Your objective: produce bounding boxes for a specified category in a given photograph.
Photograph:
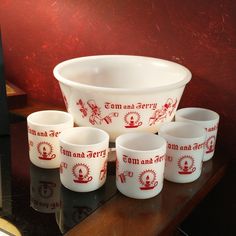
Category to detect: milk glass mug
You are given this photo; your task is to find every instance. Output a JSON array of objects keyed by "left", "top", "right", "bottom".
[
  {"left": 27, "top": 110, "right": 74, "bottom": 169},
  {"left": 159, "top": 122, "right": 206, "bottom": 183},
  {"left": 175, "top": 107, "right": 219, "bottom": 161},
  {"left": 116, "top": 132, "right": 166, "bottom": 199},
  {"left": 59, "top": 127, "right": 109, "bottom": 192}
]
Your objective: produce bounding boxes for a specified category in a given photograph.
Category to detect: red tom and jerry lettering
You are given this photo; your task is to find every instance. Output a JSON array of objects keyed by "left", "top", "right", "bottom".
[{"left": 76, "top": 97, "right": 178, "bottom": 128}]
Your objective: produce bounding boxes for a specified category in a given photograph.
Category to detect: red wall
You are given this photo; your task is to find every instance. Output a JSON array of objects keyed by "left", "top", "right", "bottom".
[{"left": 0, "top": 0, "right": 236, "bottom": 149}]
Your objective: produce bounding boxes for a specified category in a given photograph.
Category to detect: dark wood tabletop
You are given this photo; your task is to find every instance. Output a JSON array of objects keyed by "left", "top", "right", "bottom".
[{"left": 65, "top": 147, "right": 228, "bottom": 236}]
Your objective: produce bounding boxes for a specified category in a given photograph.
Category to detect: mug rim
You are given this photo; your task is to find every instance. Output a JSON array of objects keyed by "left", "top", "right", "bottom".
[
  {"left": 27, "top": 110, "right": 73, "bottom": 127},
  {"left": 159, "top": 121, "right": 206, "bottom": 141},
  {"left": 59, "top": 126, "right": 109, "bottom": 147},
  {"left": 116, "top": 132, "right": 166, "bottom": 153},
  {"left": 175, "top": 107, "right": 220, "bottom": 123}
]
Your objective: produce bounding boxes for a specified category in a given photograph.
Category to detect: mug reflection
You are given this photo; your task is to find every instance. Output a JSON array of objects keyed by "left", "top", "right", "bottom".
[
  {"left": 30, "top": 163, "right": 61, "bottom": 214},
  {"left": 56, "top": 183, "right": 107, "bottom": 234},
  {"left": 56, "top": 171, "right": 116, "bottom": 234}
]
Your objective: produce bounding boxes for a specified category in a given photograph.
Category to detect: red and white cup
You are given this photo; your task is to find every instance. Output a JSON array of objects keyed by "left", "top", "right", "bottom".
[
  {"left": 116, "top": 132, "right": 166, "bottom": 199},
  {"left": 59, "top": 127, "right": 109, "bottom": 192},
  {"left": 175, "top": 107, "right": 220, "bottom": 161},
  {"left": 159, "top": 122, "right": 206, "bottom": 183},
  {"left": 27, "top": 110, "right": 74, "bottom": 169}
]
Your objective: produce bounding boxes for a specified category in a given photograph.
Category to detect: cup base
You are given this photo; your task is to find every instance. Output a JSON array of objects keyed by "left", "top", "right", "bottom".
[
  {"left": 164, "top": 173, "right": 201, "bottom": 184},
  {"left": 203, "top": 155, "right": 214, "bottom": 162},
  {"left": 117, "top": 184, "right": 163, "bottom": 199},
  {"left": 30, "top": 158, "right": 60, "bottom": 169},
  {"left": 61, "top": 181, "right": 105, "bottom": 193}
]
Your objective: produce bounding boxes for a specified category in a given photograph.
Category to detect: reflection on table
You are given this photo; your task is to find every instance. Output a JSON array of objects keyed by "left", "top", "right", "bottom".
[{"left": 29, "top": 162, "right": 116, "bottom": 234}]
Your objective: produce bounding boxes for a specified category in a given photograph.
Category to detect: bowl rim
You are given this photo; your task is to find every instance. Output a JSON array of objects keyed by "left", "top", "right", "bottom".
[{"left": 53, "top": 55, "right": 192, "bottom": 94}]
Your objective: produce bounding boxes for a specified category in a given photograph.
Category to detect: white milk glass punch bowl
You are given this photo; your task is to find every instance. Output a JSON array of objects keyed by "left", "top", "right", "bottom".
[{"left": 53, "top": 55, "right": 191, "bottom": 141}]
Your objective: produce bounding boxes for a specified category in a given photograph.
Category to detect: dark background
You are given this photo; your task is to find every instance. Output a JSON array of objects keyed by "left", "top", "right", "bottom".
[{"left": 0, "top": 0, "right": 235, "bottom": 234}]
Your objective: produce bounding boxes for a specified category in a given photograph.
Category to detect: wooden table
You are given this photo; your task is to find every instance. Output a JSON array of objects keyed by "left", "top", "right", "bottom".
[
  {"left": 64, "top": 149, "right": 228, "bottom": 236},
  {"left": 10, "top": 101, "right": 229, "bottom": 236}
]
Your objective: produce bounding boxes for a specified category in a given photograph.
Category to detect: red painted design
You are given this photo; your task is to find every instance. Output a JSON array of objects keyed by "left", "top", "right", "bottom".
[
  {"left": 178, "top": 156, "right": 196, "bottom": 174},
  {"left": 72, "top": 163, "right": 93, "bottom": 183},
  {"left": 76, "top": 99, "right": 88, "bottom": 117},
  {"left": 206, "top": 135, "right": 216, "bottom": 153},
  {"left": 116, "top": 157, "right": 120, "bottom": 181},
  {"left": 149, "top": 98, "right": 177, "bottom": 126},
  {"left": 60, "top": 162, "right": 68, "bottom": 174},
  {"left": 0, "top": 1, "right": 234, "bottom": 166},
  {"left": 124, "top": 111, "right": 142, "bottom": 128},
  {"left": 37, "top": 142, "right": 56, "bottom": 160},
  {"left": 62, "top": 94, "right": 68, "bottom": 111},
  {"left": 118, "top": 171, "right": 133, "bottom": 183},
  {"left": 99, "top": 161, "right": 107, "bottom": 181},
  {"left": 139, "top": 170, "right": 158, "bottom": 190},
  {"left": 76, "top": 99, "right": 119, "bottom": 125}
]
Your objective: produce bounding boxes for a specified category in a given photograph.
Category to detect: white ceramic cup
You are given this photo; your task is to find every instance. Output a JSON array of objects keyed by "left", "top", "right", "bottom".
[
  {"left": 27, "top": 110, "right": 74, "bottom": 169},
  {"left": 116, "top": 132, "right": 166, "bottom": 199},
  {"left": 159, "top": 122, "right": 206, "bottom": 183},
  {"left": 59, "top": 127, "right": 109, "bottom": 192},
  {"left": 175, "top": 107, "right": 220, "bottom": 161}
]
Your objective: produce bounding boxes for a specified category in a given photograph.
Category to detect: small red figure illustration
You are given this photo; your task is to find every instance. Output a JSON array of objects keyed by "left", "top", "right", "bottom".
[
  {"left": 37, "top": 142, "right": 56, "bottom": 160},
  {"left": 60, "top": 162, "right": 68, "bottom": 174},
  {"left": 118, "top": 171, "right": 134, "bottom": 183},
  {"left": 124, "top": 112, "right": 142, "bottom": 128},
  {"left": 76, "top": 99, "right": 119, "bottom": 125},
  {"left": 149, "top": 98, "right": 177, "bottom": 126},
  {"left": 76, "top": 99, "right": 88, "bottom": 117},
  {"left": 72, "top": 163, "right": 93, "bottom": 183},
  {"left": 99, "top": 161, "right": 107, "bottom": 181},
  {"left": 206, "top": 136, "right": 216, "bottom": 153},
  {"left": 62, "top": 94, "right": 68, "bottom": 111},
  {"left": 178, "top": 156, "right": 196, "bottom": 174},
  {"left": 139, "top": 170, "right": 158, "bottom": 190}
]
